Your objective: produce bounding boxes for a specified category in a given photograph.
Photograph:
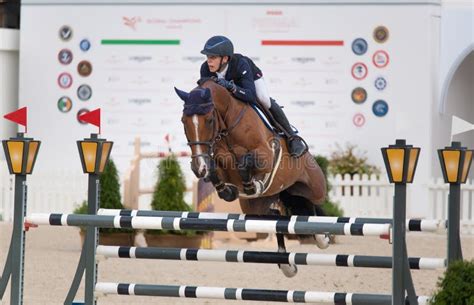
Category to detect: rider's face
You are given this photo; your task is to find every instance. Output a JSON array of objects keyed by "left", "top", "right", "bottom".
[{"left": 207, "top": 55, "right": 228, "bottom": 73}]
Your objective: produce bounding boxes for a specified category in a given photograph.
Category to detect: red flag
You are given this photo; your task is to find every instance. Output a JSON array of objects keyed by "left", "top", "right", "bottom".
[
  {"left": 4, "top": 107, "right": 27, "bottom": 132},
  {"left": 79, "top": 108, "right": 101, "bottom": 133}
]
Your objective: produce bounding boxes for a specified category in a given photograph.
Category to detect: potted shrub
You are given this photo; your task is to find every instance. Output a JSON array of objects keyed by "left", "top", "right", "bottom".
[
  {"left": 74, "top": 159, "right": 134, "bottom": 246},
  {"left": 145, "top": 155, "right": 204, "bottom": 248},
  {"left": 430, "top": 260, "right": 474, "bottom": 305}
]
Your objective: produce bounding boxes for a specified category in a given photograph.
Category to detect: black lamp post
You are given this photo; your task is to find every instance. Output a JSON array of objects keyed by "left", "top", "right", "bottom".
[
  {"left": 65, "top": 133, "right": 112, "bottom": 305},
  {"left": 438, "top": 141, "right": 473, "bottom": 264},
  {"left": 381, "top": 139, "right": 420, "bottom": 305},
  {"left": 0, "top": 132, "right": 40, "bottom": 305}
]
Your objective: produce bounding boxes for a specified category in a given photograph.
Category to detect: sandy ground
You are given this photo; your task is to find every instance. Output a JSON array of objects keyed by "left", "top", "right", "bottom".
[{"left": 0, "top": 223, "right": 473, "bottom": 305}]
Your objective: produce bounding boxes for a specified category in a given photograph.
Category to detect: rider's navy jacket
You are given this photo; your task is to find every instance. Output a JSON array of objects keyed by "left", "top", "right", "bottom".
[{"left": 200, "top": 54, "right": 262, "bottom": 104}]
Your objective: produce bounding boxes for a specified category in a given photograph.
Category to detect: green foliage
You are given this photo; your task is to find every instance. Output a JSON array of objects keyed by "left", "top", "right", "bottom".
[
  {"left": 73, "top": 159, "right": 131, "bottom": 233},
  {"left": 150, "top": 155, "right": 195, "bottom": 236},
  {"left": 430, "top": 260, "right": 474, "bottom": 305},
  {"left": 314, "top": 155, "right": 343, "bottom": 217},
  {"left": 328, "top": 143, "right": 380, "bottom": 176},
  {"left": 99, "top": 158, "right": 122, "bottom": 210},
  {"left": 73, "top": 200, "right": 88, "bottom": 215}
]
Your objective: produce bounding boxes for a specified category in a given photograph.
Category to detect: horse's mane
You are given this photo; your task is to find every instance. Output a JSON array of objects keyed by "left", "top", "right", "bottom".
[
  {"left": 195, "top": 77, "right": 235, "bottom": 109},
  {"left": 197, "top": 77, "right": 215, "bottom": 86}
]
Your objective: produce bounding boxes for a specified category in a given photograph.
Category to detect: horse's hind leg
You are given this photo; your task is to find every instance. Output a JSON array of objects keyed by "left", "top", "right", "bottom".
[
  {"left": 269, "top": 203, "right": 298, "bottom": 278},
  {"left": 280, "top": 193, "right": 330, "bottom": 249}
]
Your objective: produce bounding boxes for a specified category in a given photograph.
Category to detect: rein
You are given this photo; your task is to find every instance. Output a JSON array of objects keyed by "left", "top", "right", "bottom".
[{"left": 186, "top": 96, "right": 247, "bottom": 159}]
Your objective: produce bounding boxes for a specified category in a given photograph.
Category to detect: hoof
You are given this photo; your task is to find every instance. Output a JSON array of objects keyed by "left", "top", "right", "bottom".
[
  {"left": 217, "top": 184, "right": 239, "bottom": 202},
  {"left": 315, "top": 234, "right": 330, "bottom": 249},
  {"left": 278, "top": 264, "right": 298, "bottom": 278}
]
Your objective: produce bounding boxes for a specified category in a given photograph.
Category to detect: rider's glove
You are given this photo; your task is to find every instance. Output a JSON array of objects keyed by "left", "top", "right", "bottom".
[{"left": 216, "top": 78, "right": 237, "bottom": 93}]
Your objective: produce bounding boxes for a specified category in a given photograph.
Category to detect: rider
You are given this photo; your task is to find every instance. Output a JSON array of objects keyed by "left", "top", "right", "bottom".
[{"left": 199, "top": 35, "right": 307, "bottom": 158}]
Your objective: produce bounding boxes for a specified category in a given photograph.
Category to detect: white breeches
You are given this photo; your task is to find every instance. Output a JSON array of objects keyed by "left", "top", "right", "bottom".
[{"left": 255, "top": 77, "right": 272, "bottom": 110}]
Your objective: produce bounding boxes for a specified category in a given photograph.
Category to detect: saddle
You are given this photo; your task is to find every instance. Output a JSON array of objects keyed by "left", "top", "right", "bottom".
[{"left": 250, "top": 100, "right": 302, "bottom": 139}]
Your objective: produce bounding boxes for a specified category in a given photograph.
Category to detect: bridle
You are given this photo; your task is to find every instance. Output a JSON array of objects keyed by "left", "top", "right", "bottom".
[{"left": 185, "top": 95, "right": 247, "bottom": 161}]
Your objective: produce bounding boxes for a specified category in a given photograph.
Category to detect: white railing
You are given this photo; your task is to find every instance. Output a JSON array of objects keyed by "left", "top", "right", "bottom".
[
  {"left": 0, "top": 161, "right": 14, "bottom": 221},
  {"left": 0, "top": 160, "right": 87, "bottom": 222},
  {"left": 1, "top": 159, "right": 473, "bottom": 235},
  {"left": 329, "top": 174, "right": 393, "bottom": 218},
  {"left": 329, "top": 174, "right": 474, "bottom": 234},
  {"left": 428, "top": 177, "right": 474, "bottom": 234}
]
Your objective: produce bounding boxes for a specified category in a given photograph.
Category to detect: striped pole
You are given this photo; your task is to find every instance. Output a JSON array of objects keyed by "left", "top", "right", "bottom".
[
  {"left": 98, "top": 209, "right": 445, "bottom": 233},
  {"left": 95, "top": 282, "right": 430, "bottom": 305},
  {"left": 25, "top": 213, "right": 391, "bottom": 236},
  {"left": 96, "top": 246, "right": 446, "bottom": 270}
]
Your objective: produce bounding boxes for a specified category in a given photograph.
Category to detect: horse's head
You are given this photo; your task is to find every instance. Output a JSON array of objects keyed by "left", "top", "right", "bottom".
[{"left": 175, "top": 86, "right": 216, "bottom": 179}]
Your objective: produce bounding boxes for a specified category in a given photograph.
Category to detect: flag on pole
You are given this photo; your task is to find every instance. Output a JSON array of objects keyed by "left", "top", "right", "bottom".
[
  {"left": 3, "top": 107, "right": 27, "bottom": 133},
  {"left": 78, "top": 108, "right": 101, "bottom": 134},
  {"left": 451, "top": 116, "right": 474, "bottom": 141}
]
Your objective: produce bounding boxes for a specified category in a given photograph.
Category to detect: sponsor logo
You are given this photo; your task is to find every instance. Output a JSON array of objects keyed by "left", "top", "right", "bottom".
[
  {"left": 57, "top": 96, "right": 72, "bottom": 113},
  {"left": 80, "top": 39, "right": 91, "bottom": 52},
  {"left": 266, "top": 10, "right": 283, "bottom": 15},
  {"left": 351, "top": 62, "right": 368, "bottom": 80},
  {"left": 58, "top": 72, "right": 73, "bottom": 89},
  {"left": 291, "top": 57, "right": 316, "bottom": 64},
  {"left": 351, "top": 38, "right": 368, "bottom": 56},
  {"left": 351, "top": 87, "right": 367, "bottom": 104},
  {"left": 372, "top": 100, "right": 389, "bottom": 117},
  {"left": 374, "top": 26, "right": 389, "bottom": 43},
  {"left": 129, "top": 98, "right": 151, "bottom": 105},
  {"left": 77, "top": 84, "right": 92, "bottom": 101},
  {"left": 353, "top": 113, "right": 366, "bottom": 127},
  {"left": 291, "top": 101, "right": 316, "bottom": 107},
  {"left": 107, "top": 118, "right": 120, "bottom": 125},
  {"left": 59, "top": 25, "right": 73, "bottom": 41},
  {"left": 77, "top": 108, "right": 90, "bottom": 124},
  {"left": 325, "top": 78, "right": 338, "bottom": 85},
  {"left": 129, "top": 56, "right": 152, "bottom": 63},
  {"left": 182, "top": 56, "right": 205, "bottom": 63},
  {"left": 373, "top": 50, "right": 389, "bottom": 68},
  {"left": 374, "top": 77, "right": 387, "bottom": 91},
  {"left": 123, "top": 16, "right": 142, "bottom": 30},
  {"left": 58, "top": 49, "right": 73, "bottom": 65},
  {"left": 77, "top": 60, "right": 93, "bottom": 77},
  {"left": 322, "top": 56, "right": 341, "bottom": 66}
]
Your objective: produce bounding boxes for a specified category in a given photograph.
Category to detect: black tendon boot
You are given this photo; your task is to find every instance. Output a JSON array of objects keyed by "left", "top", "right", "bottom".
[{"left": 269, "top": 99, "right": 307, "bottom": 158}]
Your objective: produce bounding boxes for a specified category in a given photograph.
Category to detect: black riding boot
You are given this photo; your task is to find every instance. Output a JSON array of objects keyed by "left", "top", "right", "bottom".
[{"left": 269, "top": 99, "right": 307, "bottom": 158}]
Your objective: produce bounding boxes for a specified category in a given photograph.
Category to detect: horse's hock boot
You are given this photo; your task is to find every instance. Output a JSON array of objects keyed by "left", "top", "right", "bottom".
[{"left": 269, "top": 99, "right": 307, "bottom": 158}]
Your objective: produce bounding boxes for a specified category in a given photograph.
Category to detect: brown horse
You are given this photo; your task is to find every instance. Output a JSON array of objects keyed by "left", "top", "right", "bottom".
[{"left": 175, "top": 78, "right": 328, "bottom": 277}]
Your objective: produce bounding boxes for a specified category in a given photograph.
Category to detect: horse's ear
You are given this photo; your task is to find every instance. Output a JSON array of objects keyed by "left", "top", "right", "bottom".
[
  {"left": 201, "top": 88, "right": 211, "bottom": 101},
  {"left": 174, "top": 87, "right": 189, "bottom": 102}
]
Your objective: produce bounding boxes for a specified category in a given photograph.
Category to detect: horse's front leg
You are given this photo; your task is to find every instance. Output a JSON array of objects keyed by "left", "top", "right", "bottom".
[
  {"left": 238, "top": 152, "right": 264, "bottom": 196},
  {"left": 207, "top": 159, "right": 239, "bottom": 202}
]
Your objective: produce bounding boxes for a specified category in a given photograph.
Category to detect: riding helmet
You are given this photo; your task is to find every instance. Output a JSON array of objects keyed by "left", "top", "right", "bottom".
[{"left": 201, "top": 36, "right": 234, "bottom": 57}]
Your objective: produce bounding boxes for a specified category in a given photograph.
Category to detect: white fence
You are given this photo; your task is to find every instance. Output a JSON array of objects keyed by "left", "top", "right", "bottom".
[
  {"left": 1, "top": 161, "right": 473, "bottom": 234},
  {"left": 0, "top": 160, "right": 87, "bottom": 222},
  {"left": 330, "top": 174, "right": 474, "bottom": 234}
]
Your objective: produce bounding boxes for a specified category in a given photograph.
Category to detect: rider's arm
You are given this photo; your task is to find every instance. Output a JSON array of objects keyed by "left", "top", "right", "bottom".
[{"left": 231, "top": 59, "right": 257, "bottom": 104}]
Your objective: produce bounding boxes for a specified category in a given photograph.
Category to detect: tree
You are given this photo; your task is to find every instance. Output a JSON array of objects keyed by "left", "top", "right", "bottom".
[{"left": 151, "top": 155, "right": 191, "bottom": 212}]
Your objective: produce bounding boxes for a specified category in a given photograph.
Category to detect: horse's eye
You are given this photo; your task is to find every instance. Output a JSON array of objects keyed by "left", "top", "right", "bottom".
[{"left": 206, "top": 117, "right": 214, "bottom": 126}]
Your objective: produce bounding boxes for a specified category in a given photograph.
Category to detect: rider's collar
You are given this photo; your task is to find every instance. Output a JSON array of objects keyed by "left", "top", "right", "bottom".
[{"left": 216, "top": 63, "right": 229, "bottom": 79}]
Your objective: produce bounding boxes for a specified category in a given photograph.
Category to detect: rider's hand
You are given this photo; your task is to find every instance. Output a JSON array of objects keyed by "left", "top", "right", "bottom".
[{"left": 216, "top": 78, "right": 237, "bottom": 93}]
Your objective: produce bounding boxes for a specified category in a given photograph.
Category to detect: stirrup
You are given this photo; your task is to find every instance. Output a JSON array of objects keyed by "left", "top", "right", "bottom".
[{"left": 288, "top": 135, "right": 308, "bottom": 158}]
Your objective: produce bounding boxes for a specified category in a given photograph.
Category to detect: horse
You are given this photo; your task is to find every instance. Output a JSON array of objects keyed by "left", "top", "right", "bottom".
[{"left": 175, "top": 78, "right": 328, "bottom": 277}]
